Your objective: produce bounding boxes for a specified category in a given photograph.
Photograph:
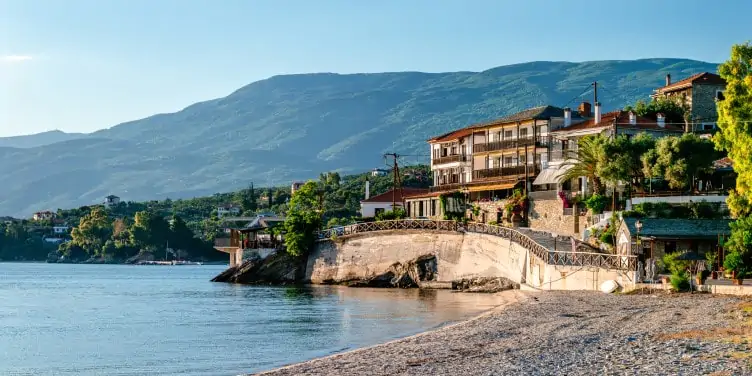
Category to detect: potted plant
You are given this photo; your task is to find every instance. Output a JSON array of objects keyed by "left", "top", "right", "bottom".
[
  {"left": 723, "top": 251, "right": 747, "bottom": 285},
  {"left": 696, "top": 269, "right": 710, "bottom": 285}
]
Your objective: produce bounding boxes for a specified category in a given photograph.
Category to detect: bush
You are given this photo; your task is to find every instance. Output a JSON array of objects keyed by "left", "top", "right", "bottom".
[
  {"left": 670, "top": 271, "right": 691, "bottom": 292},
  {"left": 584, "top": 194, "right": 608, "bottom": 214},
  {"left": 488, "top": 220, "right": 498, "bottom": 226},
  {"left": 375, "top": 208, "right": 406, "bottom": 221}
]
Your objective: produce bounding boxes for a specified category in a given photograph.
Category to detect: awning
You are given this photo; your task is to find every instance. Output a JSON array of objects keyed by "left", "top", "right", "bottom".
[
  {"left": 467, "top": 182, "right": 516, "bottom": 192},
  {"left": 533, "top": 164, "right": 572, "bottom": 185}
]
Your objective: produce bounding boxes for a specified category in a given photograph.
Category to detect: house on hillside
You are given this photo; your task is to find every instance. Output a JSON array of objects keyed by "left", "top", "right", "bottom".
[
  {"left": 32, "top": 211, "right": 55, "bottom": 221},
  {"left": 651, "top": 72, "right": 726, "bottom": 132},
  {"left": 104, "top": 195, "right": 121, "bottom": 208},
  {"left": 371, "top": 168, "right": 390, "bottom": 177},
  {"left": 53, "top": 225, "right": 70, "bottom": 234},
  {"left": 216, "top": 204, "right": 241, "bottom": 218},
  {"left": 291, "top": 181, "right": 304, "bottom": 194},
  {"left": 360, "top": 188, "right": 428, "bottom": 218}
]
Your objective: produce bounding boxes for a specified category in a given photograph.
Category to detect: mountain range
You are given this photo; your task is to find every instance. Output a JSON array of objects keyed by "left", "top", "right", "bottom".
[{"left": 0, "top": 58, "right": 718, "bottom": 217}]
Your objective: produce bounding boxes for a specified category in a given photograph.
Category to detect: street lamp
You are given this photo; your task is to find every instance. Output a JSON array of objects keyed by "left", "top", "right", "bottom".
[
  {"left": 461, "top": 186, "right": 470, "bottom": 219},
  {"left": 635, "top": 220, "right": 643, "bottom": 256}
]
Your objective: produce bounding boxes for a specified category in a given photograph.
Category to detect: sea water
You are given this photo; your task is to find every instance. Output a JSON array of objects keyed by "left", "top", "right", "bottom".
[{"left": 0, "top": 263, "right": 505, "bottom": 375}]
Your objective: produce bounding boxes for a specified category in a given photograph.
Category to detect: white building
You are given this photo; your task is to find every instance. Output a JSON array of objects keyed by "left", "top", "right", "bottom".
[
  {"left": 360, "top": 188, "right": 428, "bottom": 218},
  {"left": 32, "top": 211, "right": 55, "bottom": 221},
  {"left": 53, "top": 226, "right": 69, "bottom": 234},
  {"left": 104, "top": 195, "right": 121, "bottom": 208},
  {"left": 371, "top": 168, "right": 390, "bottom": 177},
  {"left": 217, "top": 204, "right": 242, "bottom": 218}
]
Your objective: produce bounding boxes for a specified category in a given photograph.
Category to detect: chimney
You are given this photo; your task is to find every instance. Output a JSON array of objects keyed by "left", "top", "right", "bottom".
[
  {"left": 665, "top": 73, "right": 671, "bottom": 86},
  {"left": 594, "top": 102, "right": 602, "bottom": 124},
  {"left": 365, "top": 179, "right": 370, "bottom": 200},
  {"left": 563, "top": 107, "right": 572, "bottom": 127},
  {"left": 578, "top": 101, "right": 592, "bottom": 118},
  {"left": 656, "top": 113, "right": 665, "bottom": 128},
  {"left": 629, "top": 111, "right": 637, "bottom": 125}
]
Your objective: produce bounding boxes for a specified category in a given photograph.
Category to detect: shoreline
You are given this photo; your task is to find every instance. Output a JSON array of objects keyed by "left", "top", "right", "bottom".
[
  {"left": 255, "top": 290, "right": 529, "bottom": 376},
  {"left": 256, "top": 290, "right": 752, "bottom": 376}
]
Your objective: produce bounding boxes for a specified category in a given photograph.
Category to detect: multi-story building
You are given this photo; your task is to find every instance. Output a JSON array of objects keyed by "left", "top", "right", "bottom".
[{"left": 651, "top": 72, "right": 726, "bottom": 132}]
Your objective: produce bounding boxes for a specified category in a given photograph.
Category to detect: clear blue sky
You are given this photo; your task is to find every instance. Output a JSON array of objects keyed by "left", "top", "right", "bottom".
[{"left": 0, "top": 0, "right": 748, "bottom": 137}]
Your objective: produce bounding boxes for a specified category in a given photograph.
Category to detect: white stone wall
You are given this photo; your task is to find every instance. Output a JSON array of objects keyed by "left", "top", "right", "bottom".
[{"left": 306, "top": 230, "right": 634, "bottom": 291}]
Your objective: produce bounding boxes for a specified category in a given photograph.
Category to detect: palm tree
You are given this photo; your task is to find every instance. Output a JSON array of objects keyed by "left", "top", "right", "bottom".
[{"left": 558, "top": 134, "right": 607, "bottom": 195}]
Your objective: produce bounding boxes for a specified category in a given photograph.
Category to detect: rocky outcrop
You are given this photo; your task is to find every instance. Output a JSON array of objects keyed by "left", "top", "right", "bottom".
[
  {"left": 211, "top": 251, "right": 304, "bottom": 284},
  {"left": 337, "top": 255, "right": 438, "bottom": 288},
  {"left": 451, "top": 277, "right": 519, "bottom": 293}
]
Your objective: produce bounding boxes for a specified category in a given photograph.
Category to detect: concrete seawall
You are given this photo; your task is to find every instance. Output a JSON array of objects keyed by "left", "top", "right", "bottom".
[{"left": 306, "top": 230, "right": 634, "bottom": 291}]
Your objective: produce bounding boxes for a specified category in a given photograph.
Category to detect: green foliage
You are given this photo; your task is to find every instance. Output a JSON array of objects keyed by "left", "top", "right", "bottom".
[
  {"left": 723, "top": 216, "right": 752, "bottom": 278},
  {"left": 70, "top": 207, "right": 113, "bottom": 254},
  {"left": 662, "top": 252, "right": 692, "bottom": 275},
  {"left": 641, "top": 133, "right": 719, "bottom": 190},
  {"left": 625, "top": 201, "right": 722, "bottom": 219},
  {"left": 326, "top": 217, "right": 355, "bottom": 229},
  {"left": 626, "top": 96, "right": 688, "bottom": 125},
  {"left": 670, "top": 272, "right": 691, "bottom": 292},
  {"left": 583, "top": 194, "right": 608, "bottom": 214},
  {"left": 376, "top": 208, "right": 407, "bottom": 221},
  {"left": 283, "top": 181, "right": 322, "bottom": 257},
  {"left": 598, "top": 133, "right": 656, "bottom": 189},
  {"left": 715, "top": 43, "right": 752, "bottom": 218},
  {"left": 559, "top": 134, "right": 608, "bottom": 194}
]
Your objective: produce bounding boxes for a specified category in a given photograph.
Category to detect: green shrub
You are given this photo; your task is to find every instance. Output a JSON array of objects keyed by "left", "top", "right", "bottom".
[
  {"left": 670, "top": 271, "right": 691, "bottom": 292},
  {"left": 584, "top": 194, "right": 608, "bottom": 214},
  {"left": 376, "top": 208, "right": 406, "bottom": 221},
  {"left": 662, "top": 252, "right": 692, "bottom": 275},
  {"left": 488, "top": 220, "right": 498, "bottom": 226}
]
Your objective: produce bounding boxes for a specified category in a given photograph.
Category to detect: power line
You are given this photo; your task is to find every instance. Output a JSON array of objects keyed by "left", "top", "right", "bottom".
[{"left": 561, "top": 84, "right": 594, "bottom": 108}]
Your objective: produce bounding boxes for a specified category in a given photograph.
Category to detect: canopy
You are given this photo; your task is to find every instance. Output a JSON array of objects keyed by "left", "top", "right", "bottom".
[
  {"left": 467, "top": 182, "right": 516, "bottom": 192},
  {"left": 533, "top": 163, "right": 572, "bottom": 185}
]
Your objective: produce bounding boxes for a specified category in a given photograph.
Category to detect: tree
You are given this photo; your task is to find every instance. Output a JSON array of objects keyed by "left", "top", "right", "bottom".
[
  {"left": 70, "top": 207, "right": 113, "bottom": 255},
  {"left": 283, "top": 181, "right": 322, "bottom": 257},
  {"left": 642, "top": 133, "right": 719, "bottom": 191},
  {"left": 559, "top": 134, "right": 608, "bottom": 194},
  {"left": 128, "top": 211, "right": 170, "bottom": 253},
  {"left": 598, "top": 133, "right": 656, "bottom": 190},
  {"left": 626, "top": 97, "right": 688, "bottom": 127},
  {"left": 239, "top": 183, "right": 258, "bottom": 213},
  {"left": 715, "top": 43, "right": 752, "bottom": 217}
]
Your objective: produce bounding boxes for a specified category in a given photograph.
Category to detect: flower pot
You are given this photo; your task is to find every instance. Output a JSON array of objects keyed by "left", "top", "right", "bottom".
[{"left": 733, "top": 278, "right": 744, "bottom": 286}]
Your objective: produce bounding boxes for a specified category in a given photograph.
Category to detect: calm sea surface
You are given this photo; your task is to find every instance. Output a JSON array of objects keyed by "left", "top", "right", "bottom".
[{"left": 0, "top": 263, "right": 506, "bottom": 375}]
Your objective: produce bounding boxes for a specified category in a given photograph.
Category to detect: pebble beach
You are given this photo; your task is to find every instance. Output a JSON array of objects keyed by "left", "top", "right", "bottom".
[{"left": 258, "top": 290, "right": 752, "bottom": 376}]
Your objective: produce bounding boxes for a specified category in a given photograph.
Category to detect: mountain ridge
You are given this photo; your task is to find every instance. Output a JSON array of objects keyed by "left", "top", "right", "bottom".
[{"left": 0, "top": 58, "right": 719, "bottom": 217}]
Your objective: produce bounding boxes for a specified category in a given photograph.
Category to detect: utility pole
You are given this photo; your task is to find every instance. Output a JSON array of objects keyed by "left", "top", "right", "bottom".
[
  {"left": 384, "top": 153, "right": 403, "bottom": 211},
  {"left": 593, "top": 81, "right": 598, "bottom": 103}
]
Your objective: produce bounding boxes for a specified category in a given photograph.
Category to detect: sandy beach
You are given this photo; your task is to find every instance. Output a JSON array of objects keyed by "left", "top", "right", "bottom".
[{"left": 258, "top": 290, "right": 752, "bottom": 376}]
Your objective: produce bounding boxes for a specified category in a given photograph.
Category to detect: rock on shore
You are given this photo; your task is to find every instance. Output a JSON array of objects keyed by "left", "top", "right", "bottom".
[
  {"left": 211, "top": 251, "right": 304, "bottom": 284},
  {"left": 258, "top": 291, "right": 752, "bottom": 376}
]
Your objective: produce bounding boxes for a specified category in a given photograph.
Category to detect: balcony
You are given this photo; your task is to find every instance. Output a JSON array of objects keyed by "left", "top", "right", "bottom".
[
  {"left": 472, "top": 136, "right": 547, "bottom": 153},
  {"left": 432, "top": 154, "right": 468, "bottom": 165},
  {"left": 473, "top": 164, "right": 541, "bottom": 180}
]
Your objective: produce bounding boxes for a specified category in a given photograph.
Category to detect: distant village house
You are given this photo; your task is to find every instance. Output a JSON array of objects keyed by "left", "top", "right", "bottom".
[
  {"left": 360, "top": 188, "right": 428, "bottom": 218},
  {"left": 104, "top": 195, "right": 121, "bottom": 208},
  {"left": 217, "top": 204, "right": 241, "bottom": 218},
  {"left": 32, "top": 211, "right": 55, "bottom": 221},
  {"left": 291, "top": 181, "right": 304, "bottom": 194}
]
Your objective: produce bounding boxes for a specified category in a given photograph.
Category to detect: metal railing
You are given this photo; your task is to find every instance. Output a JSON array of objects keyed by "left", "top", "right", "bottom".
[
  {"left": 472, "top": 136, "right": 547, "bottom": 153},
  {"left": 432, "top": 154, "right": 468, "bottom": 165},
  {"left": 316, "top": 219, "right": 636, "bottom": 271},
  {"left": 473, "top": 164, "right": 541, "bottom": 180}
]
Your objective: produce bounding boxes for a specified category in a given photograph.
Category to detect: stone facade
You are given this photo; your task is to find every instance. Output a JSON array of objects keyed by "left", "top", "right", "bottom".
[
  {"left": 691, "top": 83, "right": 725, "bottom": 124},
  {"left": 470, "top": 200, "right": 507, "bottom": 224},
  {"left": 527, "top": 198, "right": 589, "bottom": 238}
]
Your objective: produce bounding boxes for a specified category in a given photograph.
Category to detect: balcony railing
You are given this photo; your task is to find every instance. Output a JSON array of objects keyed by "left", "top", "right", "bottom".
[
  {"left": 432, "top": 154, "right": 468, "bottom": 165},
  {"left": 473, "top": 164, "right": 541, "bottom": 180},
  {"left": 473, "top": 136, "right": 547, "bottom": 153}
]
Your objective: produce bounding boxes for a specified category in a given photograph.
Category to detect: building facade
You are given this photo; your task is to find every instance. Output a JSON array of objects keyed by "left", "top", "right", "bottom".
[{"left": 651, "top": 72, "right": 726, "bottom": 132}]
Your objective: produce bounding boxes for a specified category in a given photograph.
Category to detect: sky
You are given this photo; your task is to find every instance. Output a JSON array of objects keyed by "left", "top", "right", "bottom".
[{"left": 0, "top": 0, "right": 749, "bottom": 137}]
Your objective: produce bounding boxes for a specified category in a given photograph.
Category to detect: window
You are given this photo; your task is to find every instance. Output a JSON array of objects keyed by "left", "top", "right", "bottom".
[
  {"left": 702, "top": 123, "right": 716, "bottom": 131},
  {"left": 504, "top": 156, "right": 514, "bottom": 165},
  {"left": 519, "top": 154, "right": 526, "bottom": 164},
  {"left": 504, "top": 130, "right": 513, "bottom": 139},
  {"left": 716, "top": 90, "right": 725, "bottom": 101},
  {"left": 418, "top": 201, "right": 424, "bottom": 217},
  {"left": 519, "top": 128, "right": 528, "bottom": 138}
]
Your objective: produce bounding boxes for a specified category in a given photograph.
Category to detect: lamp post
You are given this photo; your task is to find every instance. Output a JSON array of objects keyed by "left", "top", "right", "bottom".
[
  {"left": 461, "top": 186, "right": 470, "bottom": 220},
  {"left": 635, "top": 219, "right": 643, "bottom": 257}
]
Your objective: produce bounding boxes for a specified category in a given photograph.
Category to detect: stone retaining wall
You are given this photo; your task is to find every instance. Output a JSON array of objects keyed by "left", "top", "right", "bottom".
[{"left": 306, "top": 229, "right": 634, "bottom": 291}]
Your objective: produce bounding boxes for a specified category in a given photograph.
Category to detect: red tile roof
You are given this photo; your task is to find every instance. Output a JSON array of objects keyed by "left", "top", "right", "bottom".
[
  {"left": 361, "top": 188, "right": 429, "bottom": 203},
  {"left": 428, "top": 127, "right": 475, "bottom": 143},
  {"left": 552, "top": 111, "right": 682, "bottom": 132},
  {"left": 656, "top": 72, "right": 726, "bottom": 93},
  {"left": 713, "top": 157, "right": 734, "bottom": 169}
]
